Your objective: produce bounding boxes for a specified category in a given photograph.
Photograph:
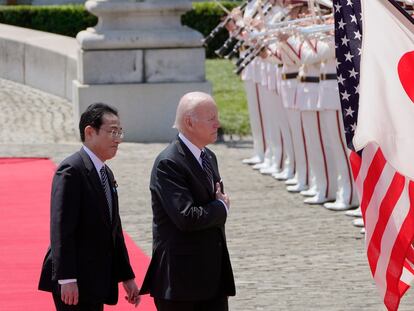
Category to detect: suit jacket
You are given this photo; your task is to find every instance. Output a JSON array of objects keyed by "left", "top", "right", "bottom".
[
  {"left": 140, "top": 137, "right": 235, "bottom": 301},
  {"left": 38, "top": 148, "right": 135, "bottom": 305}
]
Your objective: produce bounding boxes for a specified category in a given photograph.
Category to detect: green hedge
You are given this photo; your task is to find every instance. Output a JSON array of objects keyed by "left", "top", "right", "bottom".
[
  {"left": 0, "top": 1, "right": 242, "bottom": 58},
  {"left": 0, "top": 5, "right": 97, "bottom": 37}
]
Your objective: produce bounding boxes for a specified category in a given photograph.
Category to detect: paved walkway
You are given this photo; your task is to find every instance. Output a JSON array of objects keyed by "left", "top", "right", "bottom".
[{"left": 1, "top": 78, "right": 414, "bottom": 310}]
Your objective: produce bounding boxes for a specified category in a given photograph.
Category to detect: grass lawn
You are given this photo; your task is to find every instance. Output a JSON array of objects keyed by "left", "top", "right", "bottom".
[{"left": 205, "top": 59, "right": 250, "bottom": 136}]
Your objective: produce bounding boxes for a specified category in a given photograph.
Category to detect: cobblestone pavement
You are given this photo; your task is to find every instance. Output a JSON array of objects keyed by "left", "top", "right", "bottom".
[{"left": 1, "top": 78, "right": 414, "bottom": 310}]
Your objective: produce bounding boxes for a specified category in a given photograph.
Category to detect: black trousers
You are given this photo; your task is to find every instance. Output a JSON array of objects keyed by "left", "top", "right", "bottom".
[
  {"left": 52, "top": 293, "right": 104, "bottom": 311},
  {"left": 154, "top": 296, "right": 228, "bottom": 311}
]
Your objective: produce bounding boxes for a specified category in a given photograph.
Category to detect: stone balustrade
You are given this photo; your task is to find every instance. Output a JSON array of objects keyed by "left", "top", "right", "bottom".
[{"left": 0, "top": 23, "right": 77, "bottom": 101}]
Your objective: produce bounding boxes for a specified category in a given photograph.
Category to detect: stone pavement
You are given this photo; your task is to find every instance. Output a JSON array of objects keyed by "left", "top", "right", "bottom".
[{"left": 1, "top": 78, "right": 414, "bottom": 310}]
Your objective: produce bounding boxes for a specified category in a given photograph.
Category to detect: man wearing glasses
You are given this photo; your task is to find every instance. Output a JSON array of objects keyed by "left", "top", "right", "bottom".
[{"left": 38, "top": 103, "right": 140, "bottom": 310}]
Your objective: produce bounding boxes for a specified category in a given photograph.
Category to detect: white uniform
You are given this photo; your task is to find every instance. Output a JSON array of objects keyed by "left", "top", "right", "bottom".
[
  {"left": 268, "top": 44, "right": 295, "bottom": 180},
  {"left": 252, "top": 5, "right": 291, "bottom": 174},
  {"left": 241, "top": 59, "right": 267, "bottom": 165},
  {"left": 241, "top": 0, "right": 266, "bottom": 165},
  {"left": 252, "top": 58, "right": 278, "bottom": 172},
  {"left": 297, "top": 38, "right": 337, "bottom": 204},
  {"left": 316, "top": 37, "right": 359, "bottom": 210},
  {"left": 279, "top": 35, "right": 310, "bottom": 192}
]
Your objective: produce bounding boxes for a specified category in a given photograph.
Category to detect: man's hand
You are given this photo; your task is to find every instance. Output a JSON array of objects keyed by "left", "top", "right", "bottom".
[
  {"left": 61, "top": 282, "right": 79, "bottom": 305},
  {"left": 216, "top": 182, "right": 230, "bottom": 209},
  {"left": 122, "top": 279, "right": 141, "bottom": 307}
]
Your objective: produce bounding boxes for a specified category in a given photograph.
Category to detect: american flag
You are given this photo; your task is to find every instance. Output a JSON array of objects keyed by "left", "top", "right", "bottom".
[
  {"left": 334, "top": 0, "right": 362, "bottom": 149},
  {"left": 334, "top": 0, "right": 414, "bottom": 310}
]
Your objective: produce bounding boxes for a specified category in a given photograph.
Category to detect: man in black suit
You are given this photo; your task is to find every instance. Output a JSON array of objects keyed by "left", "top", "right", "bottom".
[
  {"left": 38, "top": 103, "right": 140, "bottom": 310},
  {"left": 140, "top": 92, "right": 236, "bottom": 311}
]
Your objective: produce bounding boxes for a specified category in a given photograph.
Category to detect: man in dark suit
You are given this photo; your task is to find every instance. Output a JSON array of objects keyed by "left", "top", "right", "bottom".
[
  {"left": 38, "top": 103, "right": 140, "bottom": 310},
  {"left": 140, "top": 92, "right": 236, "bottom": 311}
]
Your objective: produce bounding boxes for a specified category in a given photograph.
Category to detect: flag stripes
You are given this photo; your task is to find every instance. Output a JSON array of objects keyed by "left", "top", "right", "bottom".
[{"left": 350, "top": 143, "right": 414, "bottom": 309}]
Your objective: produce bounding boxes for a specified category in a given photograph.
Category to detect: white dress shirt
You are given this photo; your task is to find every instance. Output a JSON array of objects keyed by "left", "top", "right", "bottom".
[{"left": 83, "top": 145, "right": 105, "bottom": 182}]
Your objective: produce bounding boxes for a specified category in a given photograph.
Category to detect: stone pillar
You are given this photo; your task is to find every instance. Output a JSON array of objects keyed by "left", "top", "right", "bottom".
[{"left": 73, "top": 0, "right": 211, "bottom": 142}]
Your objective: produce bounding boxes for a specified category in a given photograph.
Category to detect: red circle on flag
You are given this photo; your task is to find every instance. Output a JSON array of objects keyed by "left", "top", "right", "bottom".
[{"left": 398, "top": 51, "right": 414, "bottom": 103}]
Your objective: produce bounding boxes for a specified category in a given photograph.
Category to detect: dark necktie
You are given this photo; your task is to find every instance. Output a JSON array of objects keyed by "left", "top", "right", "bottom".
[
  {"left": 200, "top": 150, "right": 214, "bottom": 188},
  {"left": 100, "top": 166, "right": 113, "bottom": 222}
]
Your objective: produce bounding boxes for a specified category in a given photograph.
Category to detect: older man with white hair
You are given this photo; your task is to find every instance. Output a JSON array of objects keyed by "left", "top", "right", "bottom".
[{"left": 140, "top": 92, "right": 236, "bottom": 311}]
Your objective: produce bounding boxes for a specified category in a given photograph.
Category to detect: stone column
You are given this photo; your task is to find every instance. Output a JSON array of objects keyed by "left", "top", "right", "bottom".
[{"left": 73, "top": 0, "right": 211, "bottom": 142}]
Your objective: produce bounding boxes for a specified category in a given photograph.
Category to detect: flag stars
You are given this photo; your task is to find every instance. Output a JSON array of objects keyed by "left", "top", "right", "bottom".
[
  {"left": 341, "top": 35, "right": 350, "bottom": 46},
  {"left": 338, "top": 19, "right": 346, "bottom": 29},
  {"left": 334, "top": 0, "right": 363, "bottom": 150},
  {"left": 350, "top": 123, "right": 357, "bottom": 132},
  {"left": 349, "top": 68, "right": 359, "bottom": 78},
  {"left": 334, "top": 3, "right": 342, "bottom": 12},
  {"left": 345, "top": 51, "right": 354, "bottom": 62},
  {"left": 345, "top": 106, "right": 355, "bottom": 117},
  {"left": 350, "top": 14, "right": 357, "bottom": 24},
  {"left": 337, "top": 74, "right": 345, "bottom": 85},
  {"left": 341, "top": 90, "right": 351, "bottom": 101}
]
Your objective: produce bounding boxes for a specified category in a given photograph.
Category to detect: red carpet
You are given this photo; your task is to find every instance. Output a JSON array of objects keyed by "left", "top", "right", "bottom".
[{"left": 0, "top": 158, "right": 155, "bottom": 311}]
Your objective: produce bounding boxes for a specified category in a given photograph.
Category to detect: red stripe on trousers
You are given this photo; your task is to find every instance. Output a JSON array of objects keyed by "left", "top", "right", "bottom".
[
  {"left": 255, "top": 84, "right": 267, "bottom": 154},
  {"left": 316, "top": 112, "right": 329, "bottom": 198},
  {"left": 279, "top": 130, "right": 284, "bottom": 170},
  {"left": 300, "top": 113, "right": 309, "bottom": 186}
]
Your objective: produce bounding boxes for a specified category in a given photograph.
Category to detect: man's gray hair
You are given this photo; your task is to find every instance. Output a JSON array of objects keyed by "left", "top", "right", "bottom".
[{"left": 173, "top": 92, "right": 214, "bottom": 132}]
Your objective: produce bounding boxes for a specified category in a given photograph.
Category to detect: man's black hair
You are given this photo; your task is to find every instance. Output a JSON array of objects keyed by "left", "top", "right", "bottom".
[{"left": 79, "top": 103, "right": 118, "bottom": 142}]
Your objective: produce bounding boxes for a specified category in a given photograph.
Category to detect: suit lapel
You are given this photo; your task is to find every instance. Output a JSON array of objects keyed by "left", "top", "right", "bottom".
[
  {"left": 79, "top": 148, "right": 112, "bottom": 229},
  {"left": 175, "top": 138, "right": 215, "bottom": 195}
]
